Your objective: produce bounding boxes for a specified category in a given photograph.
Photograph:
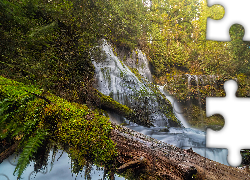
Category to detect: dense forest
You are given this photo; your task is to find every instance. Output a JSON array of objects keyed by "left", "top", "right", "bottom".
[{"left": 1, "top": 0, "right": 250, "bottom": 179}]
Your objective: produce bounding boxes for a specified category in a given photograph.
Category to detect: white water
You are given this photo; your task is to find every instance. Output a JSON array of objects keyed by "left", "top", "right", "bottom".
[
  {"left": 158, "top": 85, "right": 190, "bottom": 128},
  {"left": 93, "top": 39, "right": 172, "bottom": 127},
  {"left": 92, "top": 40, "right": 146, "bottom": 102}
]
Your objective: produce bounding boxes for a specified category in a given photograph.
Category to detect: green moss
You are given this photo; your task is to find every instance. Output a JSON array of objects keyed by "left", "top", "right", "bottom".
[
  {"left": 120, "top": 168, "right": 148, "bottom": 180},
  {"left": 0, "top": 76, "right": 117, "bottom": 177},
  {"left": 183, "top": 104, "right": 224, "bottom": 130},
  {"left": 95, "top": 89, "right": 134, "bottom": 118},
  {"left": 129, "top": 67, "right": 143, "bottom": 82}
]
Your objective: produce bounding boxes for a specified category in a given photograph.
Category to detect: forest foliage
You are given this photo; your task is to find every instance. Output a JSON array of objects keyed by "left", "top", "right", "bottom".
[
  {"left": 1, "top": 0, "right": 250, "bottom": 176},
  {"left": 1, "top": 0, "right": 250, "bottom": 102}
]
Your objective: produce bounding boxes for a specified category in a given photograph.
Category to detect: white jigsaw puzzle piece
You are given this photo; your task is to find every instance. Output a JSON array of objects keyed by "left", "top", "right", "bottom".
[
  {"left": 206, "top": 80, "right": 250, "bottom": 166},
  {"left": 207, "top": 0, "right": 250, "bottom": 41}
]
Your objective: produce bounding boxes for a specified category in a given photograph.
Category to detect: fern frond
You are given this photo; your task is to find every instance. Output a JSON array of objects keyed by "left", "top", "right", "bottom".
[
  {"left": 14, "top": 129, "right": 47, "bottom": 178},
  {"left": 0, "top": 96, "right": 36, "bottom": 139},
  {"left": 0, "top": 99, "right": 15, "bottom": 118}
]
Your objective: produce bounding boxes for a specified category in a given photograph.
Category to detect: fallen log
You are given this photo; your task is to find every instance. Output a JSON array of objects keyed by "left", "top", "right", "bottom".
[
  {"left": 110, "top": 122, "right": 250, "bottom": 180},
  {"left": 1, "top": 121, "right": 249, "bottom": 180},
  {"left": 117, "top": 156, "right": 146, "bottom": 174},
  {"left": 0, "top": 140, "right": 20, "bottom": 163}
]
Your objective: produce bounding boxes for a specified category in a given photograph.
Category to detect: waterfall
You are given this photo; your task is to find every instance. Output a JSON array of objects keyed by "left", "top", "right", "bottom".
[
  {"left": 158, "top": 85, "right": 190, "bottom": 128},
  {"left": 92, "top": 40, "right": 144, "bottom": 100},
  {"left": 92, "top": 40, "right": 149, "bottom": 107},
  {"left": 92, "top": 40, "right": 230, "bottom": 166},
  {"left": 92, "top": 39, "right": 177, "bottom": 127}
]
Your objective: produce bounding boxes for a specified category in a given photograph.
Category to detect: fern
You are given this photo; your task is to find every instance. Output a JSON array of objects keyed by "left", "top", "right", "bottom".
[
  {"left": 0, "top": 94, "right": 48, "bottom": 177},
  {"left": 14, "top": 129, "right": 47, "bottom": 178},
  {"left": 0, "top": 95, "right": 36, "bottom": 139},
  {"left": 0, "top": 99, "right": 15, "bottom": 138},
  {"left": 0, "top": 98, "right": 15, "bottom": 119}
]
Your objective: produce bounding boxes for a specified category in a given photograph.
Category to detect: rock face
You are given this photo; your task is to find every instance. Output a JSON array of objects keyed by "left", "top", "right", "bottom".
[{"left": 111, "top": 122, "right": 250, "bottom": 180}]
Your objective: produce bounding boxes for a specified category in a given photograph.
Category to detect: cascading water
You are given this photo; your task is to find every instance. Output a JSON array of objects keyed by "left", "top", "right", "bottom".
[
  {"left": 157, "top": 84, "right": 229, "bottom": 165},
  {"left": 158, "top": 85, "right": 189, "bottom": 128},
  {"left": 93, "top": 39, "right": 174, "bottom": 127},
  {"left": 92, "top": 40, "right": 146, "bottom": 104},
  {"left": 93, "top": 44, "right": 145, "bottom": 108},
  {"left": 93, "top": 40, "right": 229, "bottom": 166}
]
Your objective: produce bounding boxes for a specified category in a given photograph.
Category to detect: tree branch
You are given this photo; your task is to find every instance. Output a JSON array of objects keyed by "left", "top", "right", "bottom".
[{"left": 0, "top": 140, "right": 20, "bottom": 163}]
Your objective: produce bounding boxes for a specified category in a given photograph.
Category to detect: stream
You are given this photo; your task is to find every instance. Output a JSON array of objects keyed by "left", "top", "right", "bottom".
[{"left": 0, "top": 40, "right": 229, "bottom": 179}]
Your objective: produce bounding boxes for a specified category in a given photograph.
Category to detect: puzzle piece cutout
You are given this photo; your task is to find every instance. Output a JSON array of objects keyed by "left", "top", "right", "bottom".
[
  {"left": 207, "top": 0, "right": 250, "bottom": 41},
  {"left": 206, "top": 80, "right": 250, "bottom": 166}
]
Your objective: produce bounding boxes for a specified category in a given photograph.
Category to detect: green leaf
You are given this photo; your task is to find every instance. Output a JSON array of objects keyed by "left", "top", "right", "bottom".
[{"left": 14, "top": 129, "right": 47, "bottom": 178}]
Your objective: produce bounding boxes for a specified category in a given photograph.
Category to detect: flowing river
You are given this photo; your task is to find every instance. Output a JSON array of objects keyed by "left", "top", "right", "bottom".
[{"left": 0, "top": 40, "right": 229, "bottom": 179}]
